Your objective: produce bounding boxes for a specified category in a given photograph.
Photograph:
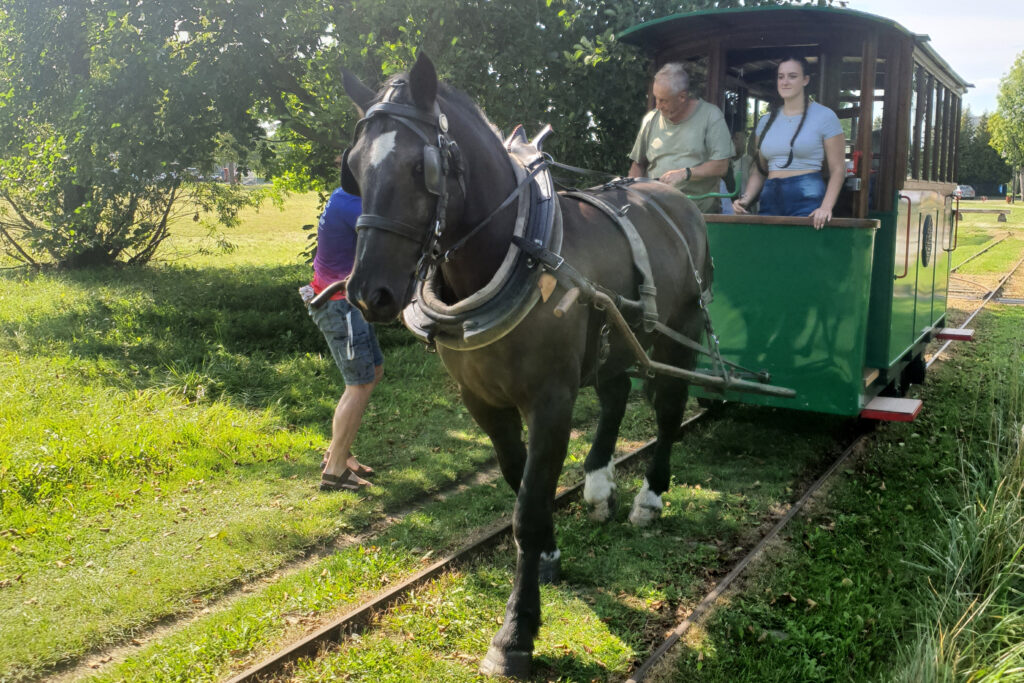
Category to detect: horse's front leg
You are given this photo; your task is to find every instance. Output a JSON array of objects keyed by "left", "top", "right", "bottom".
[
  {"left": 480, "top": 387, "right": 574, "bottom": 679},
  {"left": 461, "top": 387, "right": 527, "bottom": 493},
  {"left": 583, "top": 372, "right": 631, "bottom": 521}
]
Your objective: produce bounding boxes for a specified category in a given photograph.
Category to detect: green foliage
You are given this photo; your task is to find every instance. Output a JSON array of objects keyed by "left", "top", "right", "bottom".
[
  {"left": 990, "top": 52, "right": 1024, "bottom": 168},
  {"left": 958, "top": 109, "right": 1011, "bottom": 188},
  {"left": 990, "top": 51, "right": 1024, "bottom": 197},
  {"left": 0, "top": 0, "right": 266, "bottom": 267},
  {"left": 256, "top": 0, "right": 760, "bottom": 189}
]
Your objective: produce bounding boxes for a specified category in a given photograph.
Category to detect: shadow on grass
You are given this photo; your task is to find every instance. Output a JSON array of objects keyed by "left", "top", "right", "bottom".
[{"left": 0, "top": 262, "right": 417, "bottom": 411}]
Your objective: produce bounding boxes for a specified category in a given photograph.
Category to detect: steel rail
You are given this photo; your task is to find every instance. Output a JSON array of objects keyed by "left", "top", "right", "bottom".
[
  {"left": 625, "top": 428, "right": 872, "bottom": 682},
  {"left": 623, "top": 252, "right": 1024, "bottom": 682},
  {"left": 929, "top": 251, "right": 1024, "bottom": 368},
  {"left": 951, "top": 233, "right": 1010, "bottom": 272},
  {"left": 226, "top": 413, "right": 706, "bottom": 683}
]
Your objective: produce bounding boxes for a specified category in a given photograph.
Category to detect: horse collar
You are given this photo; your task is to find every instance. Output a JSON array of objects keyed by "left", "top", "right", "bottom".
[{"left": 402, "top": 129, "right": 562, "bottom": 351}]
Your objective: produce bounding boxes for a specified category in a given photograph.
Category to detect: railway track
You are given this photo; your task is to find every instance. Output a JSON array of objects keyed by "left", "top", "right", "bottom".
[
  {"left": 222, "top": 410, "right": 870, "bottom": 682},
  {"left": 625, "top": 246, "right": 1024, "bottom": 681},
  {"left": 227, "top": 414, "right": 705, "bottom": 683},
  {"left": 206, "top": 252, "right": 1024, "bottom": 683},
  {"left": 221, "top": 251, "right": 1023, "bottom": 682}
]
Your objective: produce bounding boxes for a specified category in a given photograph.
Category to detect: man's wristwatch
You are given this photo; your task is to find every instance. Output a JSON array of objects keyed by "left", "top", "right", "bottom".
[{"left": 684, "top": 167, "right": 692, "bottom": 181}]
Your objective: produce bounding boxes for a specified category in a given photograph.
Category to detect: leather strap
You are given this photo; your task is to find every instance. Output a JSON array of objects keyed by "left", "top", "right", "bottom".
[
  {"left": 355, "top": 213, "right": 427, "bottom": 244},
  {"left": 563, "top": 190, "right": 660, "bottom": 332}
]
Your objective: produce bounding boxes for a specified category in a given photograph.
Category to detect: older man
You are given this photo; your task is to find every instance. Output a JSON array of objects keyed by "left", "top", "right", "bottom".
[{"left": 628, "top": 63, "right": 733, "bottom": 213}]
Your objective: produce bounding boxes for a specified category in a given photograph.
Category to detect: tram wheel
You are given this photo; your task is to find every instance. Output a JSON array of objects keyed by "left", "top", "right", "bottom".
[
  {"left": 696, "top": 396, "right": 727, "bottom": 415},
  {"left": 903, "top": 355, "right": 927, "bottom": 386}
]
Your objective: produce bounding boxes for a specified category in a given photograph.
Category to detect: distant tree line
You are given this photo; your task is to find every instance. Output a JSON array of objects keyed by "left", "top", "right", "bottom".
[
  {"left": 989, "top": 51, "right": 1024, "bottom": 201},
  {"left": 0, "top": 0, "right": 884, "bottom": 268},
  {"left": 958, "top": 111, "right": 1011, "bottom": 196}
]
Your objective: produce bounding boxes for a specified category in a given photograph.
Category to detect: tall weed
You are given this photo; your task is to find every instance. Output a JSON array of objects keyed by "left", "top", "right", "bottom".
[{"left": 892, "top": 338, "right": 1024, "bottom": 680}]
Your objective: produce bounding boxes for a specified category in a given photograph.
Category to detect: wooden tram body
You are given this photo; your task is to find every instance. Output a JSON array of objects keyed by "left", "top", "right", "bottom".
[{"left": 620, "top": 7, "right": 971, "bottom": 418}]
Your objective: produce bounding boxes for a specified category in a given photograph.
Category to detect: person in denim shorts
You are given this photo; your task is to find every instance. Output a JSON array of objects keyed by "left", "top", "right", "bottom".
[
  {"left": 733, "top": 56, "right": 846, "bottom": 229},
  {"left": 305, "top": 187, "right": 383, "bottom": 491}
]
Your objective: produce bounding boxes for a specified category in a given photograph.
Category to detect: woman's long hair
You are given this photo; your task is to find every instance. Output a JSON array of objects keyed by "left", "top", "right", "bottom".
[{"left": 755, "top": 56, "right": 812, "bottom": 175}]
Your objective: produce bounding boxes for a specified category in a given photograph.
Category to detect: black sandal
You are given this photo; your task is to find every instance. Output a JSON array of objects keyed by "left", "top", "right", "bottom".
[{"left": 319, "top": 468, "right": 370, "bottom": 492}]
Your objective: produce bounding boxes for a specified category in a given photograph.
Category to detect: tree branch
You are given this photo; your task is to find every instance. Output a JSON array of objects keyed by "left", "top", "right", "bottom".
[
  {"left": 268, "top": 90, "right": 343, "bottom": 149},
  {"left": 0, "top": 222, "right": 38, "bottom": 266},
  {"left": 1, "top": 191, "right": 62, "bottom": 262}
]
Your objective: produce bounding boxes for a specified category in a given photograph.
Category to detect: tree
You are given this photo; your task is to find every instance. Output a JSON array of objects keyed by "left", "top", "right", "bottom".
[
  {"left": 254, "top": 0, "right": 759, "bottom": 193},
  {"left": 0, "top": 1, "right": 267, "bottom": 267},
  {"left": 957, "top": 109, "right": 1011, "bottom": 194},
  {"left": 0, "top": 0, "right": 792, "bottom": 268},
  {"left": 989, "top": 51, "right": 1024, "bottom": 200}
]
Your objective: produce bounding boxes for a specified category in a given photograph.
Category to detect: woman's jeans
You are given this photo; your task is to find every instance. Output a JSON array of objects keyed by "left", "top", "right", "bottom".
[{"left": 759, "top": 172, "right": 825, "bottom": 217}]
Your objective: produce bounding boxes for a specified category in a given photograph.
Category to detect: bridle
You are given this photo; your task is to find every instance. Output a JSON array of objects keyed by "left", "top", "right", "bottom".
[{"left": 340, "top": 80, "right": 466, "bottom": 279}]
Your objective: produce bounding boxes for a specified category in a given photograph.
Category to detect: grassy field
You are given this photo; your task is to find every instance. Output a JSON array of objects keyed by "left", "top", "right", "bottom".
[
  {"left": 662, "top": 304, "right": 1024, "bottom": 681},
  {"left": 0, "top": 193, "right": 502, "bottom": 679},
  {"left": 2, "top": 195, "right": 1023, "bottom": 681},
  {"left": 0, "top": 191, "right": 659, "bottom": 680}
]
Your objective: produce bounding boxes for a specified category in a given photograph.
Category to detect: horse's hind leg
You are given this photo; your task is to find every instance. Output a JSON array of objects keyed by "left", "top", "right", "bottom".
[
  {"left": 631, "top": 334, "right": 696, "bottom": 526},
  {"left": 583, "top": 372, "right": 631, "bottom": 522},
  {"left": 630, "top": 375, "right": 688, "bottom": 526}
]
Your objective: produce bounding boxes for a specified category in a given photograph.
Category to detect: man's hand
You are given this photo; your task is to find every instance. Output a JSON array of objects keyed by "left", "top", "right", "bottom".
[{"left": 659, "top": 168, "right": 688, "bottom": 186}]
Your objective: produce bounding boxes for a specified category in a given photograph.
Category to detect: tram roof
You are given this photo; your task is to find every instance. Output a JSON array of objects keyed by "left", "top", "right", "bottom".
[{"left": 618, "top": 6, "right": 970, "bottom": 92}]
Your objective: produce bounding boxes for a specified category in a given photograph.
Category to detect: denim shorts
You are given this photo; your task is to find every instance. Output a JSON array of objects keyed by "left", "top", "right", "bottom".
[
  {"left": 308, "top": 298, "right": 383, "bottom": 385},
  {"left": 759, "top": 172, "right": 826, "bottom": 217}
]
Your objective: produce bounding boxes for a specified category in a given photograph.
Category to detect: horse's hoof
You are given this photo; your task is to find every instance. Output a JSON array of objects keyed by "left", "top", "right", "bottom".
[
  {"left": 538, "top": 550, "right": 561, "bottom": 584},
  {"left": 479, "top": 646, "right": 532, "bottom": 678},
  {"left": 584, "top": 463, "right": 616, "bottom": 522},
  {"left": 588, "top": 489, "right": 618, "bottom": 522},
  {"left": 629, "top": 481, "right": 663, "bottom": 527}
]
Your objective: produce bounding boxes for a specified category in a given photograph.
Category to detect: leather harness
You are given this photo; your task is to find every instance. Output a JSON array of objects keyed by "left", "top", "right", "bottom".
[{"left": 342, "top": 83, "right": 720, "bottom": 373}]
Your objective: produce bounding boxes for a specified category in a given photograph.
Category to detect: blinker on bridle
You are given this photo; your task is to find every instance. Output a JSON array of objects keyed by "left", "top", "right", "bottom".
[{"left": 341, "top": 80, "right": 466, "bottom": 279}]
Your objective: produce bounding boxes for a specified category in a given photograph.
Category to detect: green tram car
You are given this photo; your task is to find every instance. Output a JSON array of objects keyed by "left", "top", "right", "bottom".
[{"left": 620, "top": 6, "right": 971, "bottom": 421}]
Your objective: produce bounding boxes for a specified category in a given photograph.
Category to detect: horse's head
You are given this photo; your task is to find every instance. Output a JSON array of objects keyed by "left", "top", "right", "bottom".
[{"left": 341, "top": 53, "right": 462, "bottom": 322}]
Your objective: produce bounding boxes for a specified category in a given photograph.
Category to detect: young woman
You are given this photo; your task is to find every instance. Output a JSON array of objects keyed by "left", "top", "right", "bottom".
[{"left": 733, "top": 57, "right": 845, "bottom": 229}]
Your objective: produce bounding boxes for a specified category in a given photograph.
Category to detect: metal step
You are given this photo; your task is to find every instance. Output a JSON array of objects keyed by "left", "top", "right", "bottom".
[
  {"left": 860, "top": 396, "right": 922, "bottom": 422},
  {"left": 935, "top": 327, "right": 974, "bottom": 341}
]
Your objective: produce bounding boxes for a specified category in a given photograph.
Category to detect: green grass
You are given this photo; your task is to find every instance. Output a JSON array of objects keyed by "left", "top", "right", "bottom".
[
  {"left": 260, "top": 407, "right": 852, "bottom": 683},
  {"left": 0, "top": 195, "right": 498, "bottom": 679},
  {"left": 661, "top": 306, "right": 1024, "bottom": 681},
  {"left": 0, "top": 191, "right": 659, "bottom": 680},
  {"left": 4, "top": 191, "right": 1024, "bottom": 680}
]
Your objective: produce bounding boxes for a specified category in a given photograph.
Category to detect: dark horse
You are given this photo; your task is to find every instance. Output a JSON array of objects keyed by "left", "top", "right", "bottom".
[{"left": 341, "top": 54, "right": 711, "bottom": 677}]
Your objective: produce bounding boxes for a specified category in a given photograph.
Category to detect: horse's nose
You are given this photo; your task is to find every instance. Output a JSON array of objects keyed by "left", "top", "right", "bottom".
[{"left": 356, "top": 286, "right": 396, "bottom": 322}]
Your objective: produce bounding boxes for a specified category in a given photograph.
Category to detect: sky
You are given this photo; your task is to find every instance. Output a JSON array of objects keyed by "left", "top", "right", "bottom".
[{"left": 844, "top": 0, "right": 1024, "bottom": 114}]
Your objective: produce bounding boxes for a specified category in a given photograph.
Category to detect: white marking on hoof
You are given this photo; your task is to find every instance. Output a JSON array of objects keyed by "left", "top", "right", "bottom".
[
  {"left": 629, "top": 479, "right": 663, "bottom": 527},
  {"left": 539, "top": 549, "right": 561, "bottom": 563},
  {"left": 367, "top": 131, "right": 397, "bottom": 169},
  {"left": 584, "top": 462, "right": 617, "bottom": 522}
]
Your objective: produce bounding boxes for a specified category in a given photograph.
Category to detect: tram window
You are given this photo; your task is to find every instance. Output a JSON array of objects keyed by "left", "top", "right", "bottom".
[
  {"left": 914, "top": 69, "right": 925, "bottom": 180},
  {"left": 908, "top": 68, "right": 920, "bottom": 180},
  {"left": 942, "top": 87, "right": 959, "bottom": 181},
  {"left": 922, "top": 73, "right": 935, "bottom": 181},
  {"left": 932, "top": 83, "right": 945, "bottom": 181}
]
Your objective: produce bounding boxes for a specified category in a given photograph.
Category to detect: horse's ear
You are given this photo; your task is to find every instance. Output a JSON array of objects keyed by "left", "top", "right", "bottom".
[
  {"left": 341, "top": 67, "right": 376, "bottom": 116},
  {"left": 408, "top": 52, "right": 438, "bottom": 111}
]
